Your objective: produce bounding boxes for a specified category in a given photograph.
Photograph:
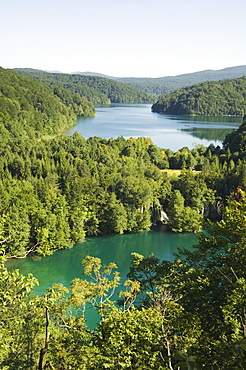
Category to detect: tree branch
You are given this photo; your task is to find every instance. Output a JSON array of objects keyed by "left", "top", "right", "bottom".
[
  {"left": 57, "top": 323, "right": 101, "bottom": 339},
  {"left": 6, "top": 244, "right": 38, "bottom": 259},
  {"left": 38, "top": 307, "right": 50, "bottom": 370}
]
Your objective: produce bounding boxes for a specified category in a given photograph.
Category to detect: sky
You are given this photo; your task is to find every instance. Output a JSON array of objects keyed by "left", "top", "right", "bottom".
[{"left": 1, "top": 0, "right": 246, "bottom": 78}]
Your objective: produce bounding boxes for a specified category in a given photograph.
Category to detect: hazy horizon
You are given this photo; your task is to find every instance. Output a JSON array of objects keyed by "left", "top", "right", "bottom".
[
  {"left": 1, "top": 0, "right": 245, "bottom": 78},
  {"left": 11, "top": 64, "right": 246, "bottom": 80}
]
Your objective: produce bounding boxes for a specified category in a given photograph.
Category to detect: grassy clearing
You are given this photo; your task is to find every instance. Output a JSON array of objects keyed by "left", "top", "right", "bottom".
[
  {"left": 161, "top": 169, "right": 201, "bottom": 180},
  {"left": 161, "top": 169, "right": 182, "bottom": 180}
]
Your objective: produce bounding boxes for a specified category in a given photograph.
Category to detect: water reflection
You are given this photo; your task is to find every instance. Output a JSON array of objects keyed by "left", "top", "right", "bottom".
[
  {"left": 66, "top": 104, "right": 242, "bottom": 151},
  {"left": 156, "top": 114, "right": 241, "bottom": 141}
]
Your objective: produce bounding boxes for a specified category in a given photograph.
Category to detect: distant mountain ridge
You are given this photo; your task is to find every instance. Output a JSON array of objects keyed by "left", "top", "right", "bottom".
[
  {"left": 71, "top": 65, "right": 246, "bottom": 79},
  {"left": 14, "top": 65, "right": 246, "bottom": 97},
  {"left": 70, "top": 65, "right": 246, "bottom": 96},
  {"left": 117, "top": 66, "right": 246, "bottom": 96},
  {"left": 71, "top": 71, "right": 116, "bottom": 79}
]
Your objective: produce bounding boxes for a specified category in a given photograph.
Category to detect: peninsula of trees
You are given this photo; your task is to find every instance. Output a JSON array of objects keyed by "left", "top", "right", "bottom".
[
  {"left": 14, "top": 68, "right": 155, "bottom": 104},
  {"left": 152, "top": 76, "right": 246, "bottom": 115}
]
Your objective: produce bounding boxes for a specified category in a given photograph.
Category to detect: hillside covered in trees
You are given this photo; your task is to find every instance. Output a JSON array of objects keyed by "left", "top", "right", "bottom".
[
  {"left": 14, "top": 68, "right": 155, "bottom": 104},
  {"left": 0, "top": 67, "right": 95, "bottom": 142},
  {"left": 152, "top": 76, "right": 246, "bottom": 116},
  {"left": 1, "top": 65, "right": 246, "bottom": 369}
]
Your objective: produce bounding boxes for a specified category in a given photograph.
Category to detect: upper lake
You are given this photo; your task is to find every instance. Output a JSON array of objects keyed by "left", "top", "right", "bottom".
[{"left": 66, "top": 103, "right": 242, "bottom": 151}]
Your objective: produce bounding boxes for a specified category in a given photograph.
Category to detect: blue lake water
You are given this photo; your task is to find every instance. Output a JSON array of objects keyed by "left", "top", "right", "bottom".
[{"left": 67, "top": 104, "right": 242, "bottom": 151}]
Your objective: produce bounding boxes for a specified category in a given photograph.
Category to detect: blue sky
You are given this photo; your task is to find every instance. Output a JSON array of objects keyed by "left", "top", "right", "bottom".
[{"left": 1, "top": 0, "right": 245, "bottom": 77}]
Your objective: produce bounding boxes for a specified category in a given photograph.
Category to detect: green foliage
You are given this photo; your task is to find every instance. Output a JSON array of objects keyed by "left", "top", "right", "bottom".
[
  {"left": 0, "top": 257, "right": 43, "bottom": 370},
  {"left": 0, "top": 67, "right": 95, "bottom": 143},
  {"left": 152, "top": 76, "right": 246, "bottom": 116},
  {"left": 46, "top": 256, "right": 201, "bottom": 370},
  {"left": 2, "top": 197, "right": 246, "bottom": 370},
  {"left": 176, "top": 199, "right": 246, "bottom": 368},
  {"left": 167, "top": 189, "right": 203, "bottom": 232},
  {"left": 0, "top": 135, "right": 167, "bottom": 257},
  {"left": 0, "top": 123, "right": 244, "bottom": 257},
  {"left": 174, "top": 169, "right": 216, "bottom": 210},
  {"left": 223, "top": 115, "right": 246, "bottom": 156},
  {"left": 123, "top": 198, "right": 246, "bottom": 368},
  {"left": 70, "top": 256, "right": 120, "bottom": 312},
  {"left": 15, "top": 69, "right": 155, "bottom": 104},
  {"left": 3, "top": 67, "right": 246, "bottom": 258}
]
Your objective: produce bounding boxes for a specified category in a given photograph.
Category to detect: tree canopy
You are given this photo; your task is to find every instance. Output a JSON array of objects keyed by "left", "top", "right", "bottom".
[
  {"left": 115, "top": 65, "right": 246, "bottom": 96},
  {"left": 0, "top": 67, "right": 95, "bottom": 141},
  {"left": 223, "top": 115, "right": 246, "bottom": 156},
  {"left": 14, "top": 69, "right": 155, "bottom": 104},
  {"left": 152, "top": 76, "right": 246, "bottom": 116}
]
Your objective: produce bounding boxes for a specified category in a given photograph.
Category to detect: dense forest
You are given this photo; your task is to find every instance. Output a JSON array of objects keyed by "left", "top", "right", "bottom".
[
  {"left": 152, "top": 76, "right": 246, "bottom": 116},
  {"left": 14, "top": 69, "right": 155, "bottom": 104},
  {"left": 1, "top": 65, "right": 246, "bottom": 368},
  {"left": 0, "top": 67, "right": 95, "bottom": 141}
]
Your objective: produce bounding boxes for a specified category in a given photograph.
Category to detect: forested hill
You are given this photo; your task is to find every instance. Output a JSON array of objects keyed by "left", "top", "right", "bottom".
[
  {"left": 151, "top": 76, "right": 246, "bottom": 116},
  {"left": 0, "top": 67, "right": 94, "bottom": 142},
  {"left": 14, "top": 69, "right": 155, "bottom": 104}
]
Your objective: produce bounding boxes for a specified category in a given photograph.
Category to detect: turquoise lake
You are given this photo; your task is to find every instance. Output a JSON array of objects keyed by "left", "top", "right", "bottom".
[{"left": 7, "top": 227, "right": 199, "bottom": 328}]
